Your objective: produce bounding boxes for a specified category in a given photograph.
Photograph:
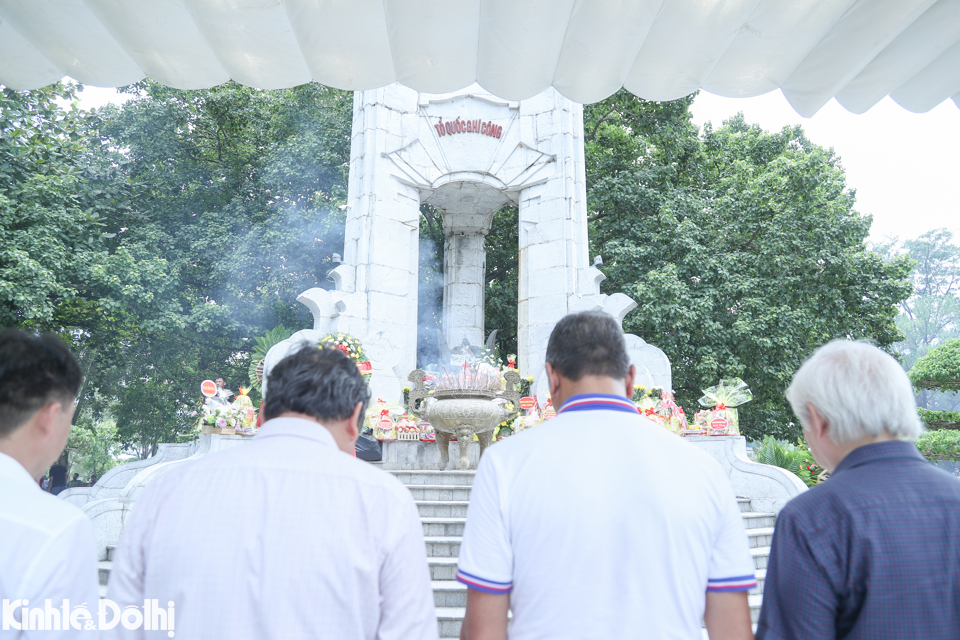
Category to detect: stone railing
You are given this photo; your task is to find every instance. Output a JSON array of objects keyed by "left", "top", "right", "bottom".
[{"left": 685, "top": 435, "right": 807, "bottom": 513}]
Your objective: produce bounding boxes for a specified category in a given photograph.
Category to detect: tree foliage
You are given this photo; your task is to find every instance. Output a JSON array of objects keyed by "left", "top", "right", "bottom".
[
  {"left": 66, "top": 417, "right": 121, "bottom": 478},
  {"left": 916, "top": 428, "right": 960, "bottom": 461},
  {"left": 880, "top": 229, "right": 960, "bottom": 365},
  {"left": 584, "top": 91, "right": 912, "bottom": 440},
  {"left": 2, "top": 80, "right": 353, "bottom": 457},
  {"left": 879, "top": 229, "right": 960, "bottom": 414},
  {"left": 911, "top": 338, "right": 960, "bottom": 391}
]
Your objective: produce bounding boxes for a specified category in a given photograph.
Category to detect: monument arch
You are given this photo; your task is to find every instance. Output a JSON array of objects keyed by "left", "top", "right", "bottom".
[{"left": 266, "top": 84, "right": 670, "bottom": 402}]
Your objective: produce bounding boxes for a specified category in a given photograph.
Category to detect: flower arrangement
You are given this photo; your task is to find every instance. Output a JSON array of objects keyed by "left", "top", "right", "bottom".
[
  {"left": 365, "top": 397, "right": 406, "bottom": 440},
  {"left": 697, "top": 378, "right": 753, "bottom": 436},
  {"left": 201, "top": 403, "right": 243, "bottom": 431},
  {"left": 320, "top": 333, "right": 366, "bottom": 361},
  {"left": 632, "top": 385, "right": 663, "bottom": 404},
  {"left": 320, "top": 333, "right": 372, "bottom": 381}
]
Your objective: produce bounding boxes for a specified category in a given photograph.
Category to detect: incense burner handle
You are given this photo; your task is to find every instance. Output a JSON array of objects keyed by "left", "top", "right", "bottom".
[
  {"left": 497, "top": 370, "right": 522, "bottom": 423},
  {"left": 407, "top": 369, "right": 430, "bottom": 420}
]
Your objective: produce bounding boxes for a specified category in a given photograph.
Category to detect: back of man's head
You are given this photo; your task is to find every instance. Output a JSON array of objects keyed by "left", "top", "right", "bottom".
[
  {"left": 786, "top": 340, "right": 921, "bottom": 444},
  {"left": 263, "top": 345, "right": 371, "bottom": 424},
  {"left": 545, "top": 311, "right": 631, "bottom": 381},
  {"left": 0, "top": 329, "right": 82, "bottom": 438}
]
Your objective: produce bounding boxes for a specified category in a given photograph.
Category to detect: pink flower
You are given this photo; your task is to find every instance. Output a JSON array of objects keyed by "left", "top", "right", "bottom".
[{"left": 216, "top": 417, "right": 226, "bottom": 428}]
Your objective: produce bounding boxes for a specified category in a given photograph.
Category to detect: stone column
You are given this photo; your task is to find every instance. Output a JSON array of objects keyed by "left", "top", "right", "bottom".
[
  {"left": 442, "top": 229, "right": 486, "bottom": 348},
  {"left": 326, "top": 84, "right": 423, "bottom": 401},
  {"left": 516, "top": 89, "right": 591, "bottom": 388}
]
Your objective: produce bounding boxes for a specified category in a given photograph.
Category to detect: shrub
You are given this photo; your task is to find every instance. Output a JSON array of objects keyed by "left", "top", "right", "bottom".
[
  {"left": 915, "top": 429, "right": 960, "bottom": 462},
  {"left": 917, "top": 408, "right": 960, "bottom": 430},
  {"left": 752, "top": 435, "right": 824, "bottom": 488}
]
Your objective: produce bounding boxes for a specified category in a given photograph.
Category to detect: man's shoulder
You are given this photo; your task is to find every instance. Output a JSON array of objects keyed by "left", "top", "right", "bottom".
[
  {"left": 2, "top": 484, "right": 91, "bottom": 539},
  {"left": 156, "top": 436, "right": 413, "bottom": 505},
  {"left": 340, "top": 453, "right": 414, "bottom": 500}
]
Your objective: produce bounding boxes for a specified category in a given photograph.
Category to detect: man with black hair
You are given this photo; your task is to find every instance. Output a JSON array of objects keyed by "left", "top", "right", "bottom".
[
  {"left": 0, "top": 328, "right": 99, "bottom": 634},
  {"left": 458, "top": 311, "right": 756, "bottom": 640},
  {"left": 48, "top": 460, "right": 68, "bottom": 494},
  {"left": 107, "top": 345, "right": 438, "bottom": 639},
  {"left": 66, "top": 472, "right": 84, "bottom": 488}
]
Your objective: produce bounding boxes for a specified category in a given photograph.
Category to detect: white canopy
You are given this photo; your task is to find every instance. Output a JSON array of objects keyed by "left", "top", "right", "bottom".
[{"left": 1, "top": 0, "right": 959, "bottom": 116}]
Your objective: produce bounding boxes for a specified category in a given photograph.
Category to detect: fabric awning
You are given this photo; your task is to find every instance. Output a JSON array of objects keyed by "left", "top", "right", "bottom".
[{"left": 1, "top": 0, "right": 959, "bottom": 117}]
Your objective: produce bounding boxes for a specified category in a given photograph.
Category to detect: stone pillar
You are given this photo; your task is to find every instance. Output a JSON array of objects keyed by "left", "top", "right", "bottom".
[
  {"left": 310, "top": 84, "right": 424, "bottom": 401},
  {"left": 516, "top": 89, "right": 591, "bottom": 387},
  {"left": 442, "top": 229, "right": 487, "bottom": 347}
]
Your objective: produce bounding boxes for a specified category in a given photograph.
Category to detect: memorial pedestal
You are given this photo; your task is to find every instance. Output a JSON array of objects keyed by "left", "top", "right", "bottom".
[{"left": 380, "top": 439, "right": 480, "bottom": 470}]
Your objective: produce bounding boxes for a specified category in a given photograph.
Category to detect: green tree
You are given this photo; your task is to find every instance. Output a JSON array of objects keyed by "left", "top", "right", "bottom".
[
  {"left": 0, "top": 83, "right": 176, "bottom": 331},
  {"left": 66, "top": 417, "right": 121, "bottom": 479},
  {"left": 910, "top": 337, "right": 960, "bottom": 430},
  {"left": 483, "top": 206, "right": 519, "bottom": 357},
  {"left": 584, "top": 92, "right": 912, "bottom": 440},
  {"left": 880, "top": 229, "right": 960, "bottom": 413},
  {"left": 74, "top": 81, "right": 356, "bottom": 455}
]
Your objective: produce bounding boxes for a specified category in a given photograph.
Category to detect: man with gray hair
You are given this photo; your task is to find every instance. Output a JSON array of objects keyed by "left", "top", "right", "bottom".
[{"left": 757, "top": 340, "right": 960, "bottom": 639}]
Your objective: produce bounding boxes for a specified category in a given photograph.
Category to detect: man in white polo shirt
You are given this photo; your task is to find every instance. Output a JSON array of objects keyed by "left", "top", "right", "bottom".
[
  {"left": 0, "top": 329, "right": 99, "bottom": 638},
  {"left": 457, "top": 311, "right": 755, "bottom": 639}
]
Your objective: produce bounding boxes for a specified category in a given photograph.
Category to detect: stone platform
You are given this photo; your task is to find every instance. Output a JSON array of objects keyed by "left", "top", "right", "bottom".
[{"left": 380, "top": 439, "right": 480, "bottom": 470}]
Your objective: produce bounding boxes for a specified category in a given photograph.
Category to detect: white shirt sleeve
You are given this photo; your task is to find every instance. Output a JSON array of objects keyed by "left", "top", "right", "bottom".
[
  {"left": 376, "top": 490, "right": 439, "bottom": 640},
  {"left": 21, "top": 515, "right": 99, "bottom": 638},
  {"left": 455, "top": 451, "right": 513, "bottom": 594},
  {"left": 706, "top": 475, "right": 758, "bottom": 593}
]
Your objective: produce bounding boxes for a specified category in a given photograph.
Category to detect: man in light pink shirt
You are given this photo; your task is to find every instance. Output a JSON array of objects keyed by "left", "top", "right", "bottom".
[{"left": 107, "top": 345, "right": 437, "bottom": 639}]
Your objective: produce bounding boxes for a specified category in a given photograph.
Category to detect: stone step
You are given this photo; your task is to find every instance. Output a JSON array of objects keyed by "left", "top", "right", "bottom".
[
  {"left": 106, "top": 544, "right": 116, "bottom": 561},
  {"left": 99, "top": 584, "right": 108, "bottom": 599},
  {"left": 422, "top": 517, "right": 465, "bottom": 537},
  {"left": 390, "top": 470, "right": 475, "bottom": 486},
  {"left": 98, "top": 560, "right": 112, "bottom": 586},
  {"left": 426, "top": 536, "right": 461, "bottom": 558},
  {"left": 749, "top": 594, "right": 763, "bottom": 624},
  {"left": 428, "top": 557, "right": 459, "bottom": 581},
  {"left": 436, "top": 607, "right": 467, "bottom": 639},
  {"left": 748, "top": 527, "right": 775, "bottom": 549},
  {"left": 417, "top": 500, "right": 470, "bottom": 518},
  {"left": 751, "top": 546, "right": 771, "bottom": 571},
  {"left": 736, "top": 498, "right": 752, "bottom": 512},
  {"left": 742, "top": 512, "right": 776, "bottom": 529},
  {"left": 432, "top": 580, "right": 467, "bottom": 608},
  {"left": 406, "top": 484, "right": 475, "bottom": 501}
]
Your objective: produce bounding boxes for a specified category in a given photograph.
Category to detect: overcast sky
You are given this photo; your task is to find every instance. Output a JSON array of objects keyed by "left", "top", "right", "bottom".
[
  {"left": 72, "top": 83, "right": 958, "bottom": 245},
  {"left": 690, "top": 91, "right": 960, "bottom": 244}
]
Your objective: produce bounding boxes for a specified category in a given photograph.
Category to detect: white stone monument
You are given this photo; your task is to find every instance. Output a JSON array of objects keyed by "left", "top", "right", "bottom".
[{"left": 265, "top": 83, "right": 671, "bottom": 401}]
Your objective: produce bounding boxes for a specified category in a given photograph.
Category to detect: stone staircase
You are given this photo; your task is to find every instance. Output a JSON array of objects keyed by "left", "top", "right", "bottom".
[{"left": 97, "top": 469, "right": 775, "bottom": 638}]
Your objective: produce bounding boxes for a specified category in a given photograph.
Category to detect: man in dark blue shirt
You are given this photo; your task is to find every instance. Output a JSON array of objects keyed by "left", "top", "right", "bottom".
[{"left": 757, "top": 340, "right": 960, "bottom": 639}]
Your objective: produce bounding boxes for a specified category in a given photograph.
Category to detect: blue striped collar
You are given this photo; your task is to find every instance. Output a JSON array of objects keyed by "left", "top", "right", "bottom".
[{"left": 557, "top": 394, "right": 639, "bottom": 415}]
